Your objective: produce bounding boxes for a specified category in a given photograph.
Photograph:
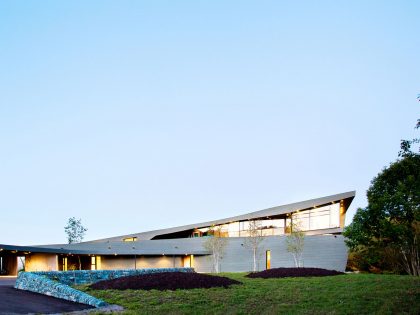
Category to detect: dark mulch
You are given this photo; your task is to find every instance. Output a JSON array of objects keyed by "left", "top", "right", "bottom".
[
  {"left": 247, "top": 267, "right": 344, "bottom": 278},
  {"left": 90, "top": 272, "right": 241, "bottom": 291}
]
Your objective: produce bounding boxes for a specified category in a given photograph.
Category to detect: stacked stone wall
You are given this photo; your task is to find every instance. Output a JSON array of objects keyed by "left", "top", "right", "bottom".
[{"left": 15, "top": 267, "right": 194, "bottom": 307}]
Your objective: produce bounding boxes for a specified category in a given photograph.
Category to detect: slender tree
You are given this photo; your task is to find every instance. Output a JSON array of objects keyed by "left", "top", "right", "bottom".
[
  {"left": 243, "top": 220, "right": 266, "bottom": 272},
  {"left": 64, "top": 217, "right": 87, "bottom": 270},
  {"left": 203, "top": 225, "right": 228, "bottom": 273},
  {"left": 286, "top": 221, "right": 305, "bottom": 267},
  {"left": 64, "top": 217, "right": 87, "bottom": 244}
]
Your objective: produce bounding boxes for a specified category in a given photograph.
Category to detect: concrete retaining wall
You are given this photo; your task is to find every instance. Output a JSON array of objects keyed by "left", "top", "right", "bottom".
[{"left": 193, "top": 234, "right": 348, "bottom": 272}]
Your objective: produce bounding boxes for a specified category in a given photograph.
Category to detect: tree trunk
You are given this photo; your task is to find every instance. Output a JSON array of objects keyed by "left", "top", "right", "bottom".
[
  {"left": 293, "top": 254, "right": 298, "bottom": 267},
  {"left": 253, "top": 248, "right": 257, "bottom": 272}
]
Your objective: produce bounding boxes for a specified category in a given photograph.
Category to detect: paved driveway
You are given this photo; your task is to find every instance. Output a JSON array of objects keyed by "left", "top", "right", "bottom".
[
  {"left": 0, "top": 277, "right": 93, "bottom": 314},
  {"left": 0, "top": 277, "right": 16, "bottom": 286}
]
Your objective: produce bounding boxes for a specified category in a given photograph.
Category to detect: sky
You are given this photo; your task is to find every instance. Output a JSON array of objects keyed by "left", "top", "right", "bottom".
[{"left": 0, "top": 1, "right": 419, "bottom": 245}]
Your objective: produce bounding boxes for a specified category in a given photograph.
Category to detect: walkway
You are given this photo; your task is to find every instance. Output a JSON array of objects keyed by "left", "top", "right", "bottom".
[{"left": 0, "top": 276, "right": 93, "bottom": 314}]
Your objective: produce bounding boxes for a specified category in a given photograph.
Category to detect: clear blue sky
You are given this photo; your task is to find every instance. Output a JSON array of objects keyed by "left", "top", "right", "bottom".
[{"left": 0, "top": 1, "right": 419, "bottom": 245}]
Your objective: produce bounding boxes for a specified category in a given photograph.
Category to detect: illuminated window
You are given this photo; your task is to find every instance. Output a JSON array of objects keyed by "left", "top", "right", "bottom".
[
  {"left": 183, "top": 255, "right": 194, "bottom": 268},
  {"left": 62, "top": 257, "right": 68, "bottom": 271},
  {"left": 192, "top": 229, "right": 202, "bottom": 237},
  {"left": 266, "top": 250, "right": 271, "bottom": 270},
  {"left": 123, "top": 237, "right": 138, "bottom": 242},
  {"left": 291, "top": 204, "right": 341, "bottom": 231},
  {"left": 91, "top": 256, "right": 97, "bottom": 270}
]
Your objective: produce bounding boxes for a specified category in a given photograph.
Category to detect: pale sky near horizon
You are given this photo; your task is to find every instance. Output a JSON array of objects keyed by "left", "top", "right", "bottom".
[{"left": 0, "top": 1, "right": 419, "bottom": 245}]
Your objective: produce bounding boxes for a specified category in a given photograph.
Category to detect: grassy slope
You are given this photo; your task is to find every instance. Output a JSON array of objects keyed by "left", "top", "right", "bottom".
[{"left": 83, "top": 273, "right": 420, "bottom": 315}]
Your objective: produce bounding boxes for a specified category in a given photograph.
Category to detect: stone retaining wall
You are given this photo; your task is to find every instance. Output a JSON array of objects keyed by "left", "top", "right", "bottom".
[
  {"left": 15, "top": 267, "right": 194, "bottom": 307},
  {"left": 33, "top": 267, "right": 195, "bottom": 285},
  {"left": 14, "top": 272, "right": 107, "bottom": 307}
]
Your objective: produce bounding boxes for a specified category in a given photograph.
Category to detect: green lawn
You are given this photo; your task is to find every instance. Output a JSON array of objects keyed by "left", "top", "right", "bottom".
[{"left": 81, "top": 273, "right": 420, "bottom": 315}]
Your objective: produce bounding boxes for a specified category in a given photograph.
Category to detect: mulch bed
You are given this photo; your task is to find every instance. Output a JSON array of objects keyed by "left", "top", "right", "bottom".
[
  {"left": 90, "top": 272, "right": 241, "bottom": 290},
  {"left": 247, "top": 267, "right": 344, "bottom": 278}
]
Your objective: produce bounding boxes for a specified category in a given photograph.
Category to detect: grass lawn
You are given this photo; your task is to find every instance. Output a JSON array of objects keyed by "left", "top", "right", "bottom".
[{"left": 81, "top": 273, "right": 420, "bottom": 315}]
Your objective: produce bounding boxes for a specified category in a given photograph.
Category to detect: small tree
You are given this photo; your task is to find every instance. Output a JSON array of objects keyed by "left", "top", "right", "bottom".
[
  {"left": 203, "top": 225, "right": 228, "bottom": 273},
  {"left": 243, "top": 220, "right": 266, "bottom": 272},
  {"left": 286, "top": 221, "right": 305, "bottom": 267},
  {"left": 64, "top": 217, "right": 87, "bottom": 244},
  {"left": 64, "top": 217, "right": 87, "bottom": 270}
]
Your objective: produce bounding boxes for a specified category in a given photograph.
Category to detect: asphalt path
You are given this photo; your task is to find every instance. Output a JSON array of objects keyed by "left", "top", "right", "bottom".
[{"left": 0, "top": 277, "right": 93, "bottom": 314}]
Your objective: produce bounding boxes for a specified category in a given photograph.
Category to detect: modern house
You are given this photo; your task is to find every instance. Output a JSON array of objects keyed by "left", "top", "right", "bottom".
[{"left": 0, "top": 191, "right": 355, "bottom": 274}]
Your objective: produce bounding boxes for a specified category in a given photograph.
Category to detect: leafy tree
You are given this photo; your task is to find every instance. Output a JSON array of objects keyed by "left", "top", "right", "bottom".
[
  {"left": 64, "top": 217, "right": 87, "bottom": 270},
  {"left": 344, "top": 154, "right": 420, "bottom": 275},
  {"left": 286, "top": 221, "right": 305, "bottom": 267},
  {"left": 203, "top": 225, "right": 228, "bottom": 273},
  {"left": 243, "top": 220, "right": 266, "bottom": 272},
  {"left": 64, "top": 217, "right": 87, "bottom": 244}
]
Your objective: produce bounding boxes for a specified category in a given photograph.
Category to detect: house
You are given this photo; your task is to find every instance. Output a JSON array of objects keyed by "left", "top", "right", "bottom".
[{"left": 0, "top": 191, "right": 355, "bottom": 274}]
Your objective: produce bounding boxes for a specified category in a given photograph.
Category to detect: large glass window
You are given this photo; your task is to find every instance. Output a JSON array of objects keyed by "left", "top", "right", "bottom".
[
  {"left": 202, "top": 218, "right": 286, "bottom": 237},
  {"left": 292, "top": 204, "right": 340, "bottom": 231},
  {"left": 195, "top": 204, "right": 340, "bottom": 238}
]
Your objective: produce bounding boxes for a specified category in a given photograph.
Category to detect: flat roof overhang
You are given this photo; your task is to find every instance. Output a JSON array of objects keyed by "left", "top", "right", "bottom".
[{"left": 0, "top": 244, "right": 210, "bottom": 256}]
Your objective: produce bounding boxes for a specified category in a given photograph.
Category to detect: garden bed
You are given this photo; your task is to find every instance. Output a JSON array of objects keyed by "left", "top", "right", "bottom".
[
  {"left": 90, "top": 272, "right": 241, "bottom": 290},
  {"left": 247, "top": 267, "right": 344, "bottom": 278}
]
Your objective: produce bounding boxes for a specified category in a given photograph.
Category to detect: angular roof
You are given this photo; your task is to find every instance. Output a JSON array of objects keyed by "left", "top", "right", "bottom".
[
  {"left": 85, "top": 190, "right": 356, "bottom": 243},
  {"left": 1, "top": 191, "right": 355, "bottom": 256}
]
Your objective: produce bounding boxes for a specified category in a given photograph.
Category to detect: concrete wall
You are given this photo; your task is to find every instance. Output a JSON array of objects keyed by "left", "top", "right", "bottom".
[
  {"left": 25, "top": 253, "right": 58, "bottom": 272},
  {"left": 21, "top": 235, "right": 348, "bottom": 272},
  {"left": 100, "top": 255, "right": 183, "bottom": 270},
  {"left": 92, "top": 235, "right": 348, "bottom": 273},
  {"left": 194, "top": 235, "right": 348, "bottom": 272}
]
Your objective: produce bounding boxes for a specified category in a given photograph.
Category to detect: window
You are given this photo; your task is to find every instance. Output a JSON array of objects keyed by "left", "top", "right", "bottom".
[
  {"left": 123, "top": 237, "right": 138, "bottom": 242},
  {"left": 183, "top": 255, "right": 194, "bottom": 268},
  {"left": 292, "top": 204, "right": 341, "bottom": 231},
  {"left": 266, "top": 250, "right": 271, "bottom": 270},
  {"left": 62, "top": 257, "right": 68, "bottom": 271},
  {"left": 91, "top": 256, "right": 96, "bottom": 270}
]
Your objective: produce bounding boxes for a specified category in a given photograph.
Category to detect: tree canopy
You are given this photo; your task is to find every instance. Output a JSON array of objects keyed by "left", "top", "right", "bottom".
[
  {"left": 64, "top": 217, "right": 88, "bottom": 244},
  {"left": 344, "top": 154, "right": 420, "bottom": 275}
]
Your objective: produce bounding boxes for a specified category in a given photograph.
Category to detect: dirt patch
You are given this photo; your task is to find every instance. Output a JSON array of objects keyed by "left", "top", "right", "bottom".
[
  {"left": 247, "top": 267, "right": 344, "bottom": 278},
  {"left": 90, "top": 272, "right": 241, "bottom": 291}
]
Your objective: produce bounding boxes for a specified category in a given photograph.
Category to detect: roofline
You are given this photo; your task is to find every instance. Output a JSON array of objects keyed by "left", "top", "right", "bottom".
[
  {"left": 88, "top": 191, "right": 355, "bottom": 242},
  {"left": 0, "top": 244, "right": 94, "bottom": 255},
  {"left": 0, "top": 243, "right": 210, "bottom": 256}
]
